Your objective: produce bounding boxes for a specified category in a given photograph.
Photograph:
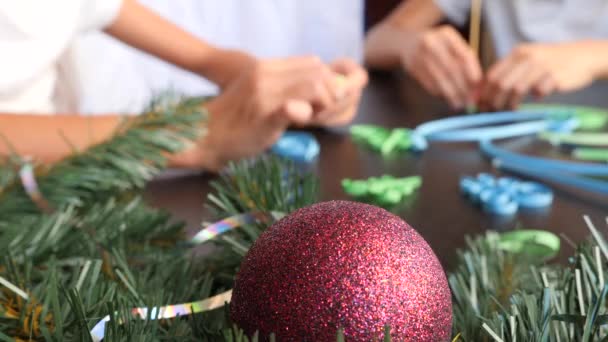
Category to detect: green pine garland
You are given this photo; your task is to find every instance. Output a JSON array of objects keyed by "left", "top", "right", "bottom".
[
  {"left": 0, "top": 95, "right": 205, "bottom": 228},
  {"left": 0, "top": 99, "right": 607, "bottom": 341}
]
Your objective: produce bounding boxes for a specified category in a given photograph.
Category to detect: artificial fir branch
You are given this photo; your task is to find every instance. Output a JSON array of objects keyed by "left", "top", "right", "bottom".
[
  {"left": 0, "top": 96, "right": 206, "bottom": 226},
  {"left": 206, "top": 156, "right": 318, "bottom": 219},
  {"left": 201, "top": 156, "right": 318, "bottom": 287},
  {"left": 0, "top": 157, "right": 17, "bottom": 193},
  {"left": 0, "top": 196, "right": 232, "bottom": 341},
  {"left": 450, "top": 232, "right": 551, "bottom": 341},
  {"left": 0, "top": 153, "right": 318, "bottom": 340},
  {"left": 453, "top": 220, "right": 608, "bottom": 342},
  {"left": 2, "top": 113, "right": 608, "bottom": 341}
]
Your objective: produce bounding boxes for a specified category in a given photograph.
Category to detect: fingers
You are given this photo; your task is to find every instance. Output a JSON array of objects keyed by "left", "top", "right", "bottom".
[
  {"left": 269, "top": 55, "right": 349, "bottom": 104},
  {"left": 424, "top": 36, "right": 468, "bottom": 108},
  {"left": 274, "top": 58, "right": 367, "bottom": 126},
  {"left": 423, "top": 60, "right": 462, "bottom": 109},
  {"left": 248, "top": 57, "right": 340, "bottom": 119},
  {"left": 240, "top": 56, "right": 365, "bottom": 127},
  {"left": 277, "top": 61, "right": 342, "bottom": 113},
  {"left": 313, "top": 92, "right": 361, "bottom": 126},
  {"left": 441, "top": 27, "right": 482, "bottom": 93},
  {"left": 532, "top": 74, "right": 557, "bottom": 98},
  {"left": 506, "top": 66, "right": 547, "bottom": 109},
  {"left": 480, "top": 58, "right": 527, "bottom": 110},
  {"left": 282, "top": 99, "right": 314, "bottom": 126},
  {"left": 404, "top": 26, "right": 481, "bottom": 110},
  {"left": 481, "top": 46, "right": 552, "bottom": 110},
  {"left": 331, "top": 58, "right": 369, "bottom": 91},
  {"left": 305, "top": 58, "right": 367, "bottom": 126}
]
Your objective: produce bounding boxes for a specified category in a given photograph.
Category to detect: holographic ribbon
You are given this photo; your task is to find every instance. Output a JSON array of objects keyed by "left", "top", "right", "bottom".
[
  {"left": 90, "top": 290, "right": 233, "bottom": 342},
  {"left": 411, "top": 111, "right": 577, "bottom": 151},
  {"left": 19, "top": 162, "right": 52, "bottom": 213},
  {"left": 190, "top": 212, "right": 268, "bottom": 245},
  {"left": 90, "top": 211, "right": 282, "bottom": 340},
  {"left": 189, "top": 211, "right": 280, "bottom": 245}
]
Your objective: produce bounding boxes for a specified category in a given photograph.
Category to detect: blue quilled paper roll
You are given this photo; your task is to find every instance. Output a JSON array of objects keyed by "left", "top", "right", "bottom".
[
  {"left": 460, "top": 173, "right": 553, "bottom": 216},
  {"left": 271, "top": 131, "right": 320, "bottom": 163}
]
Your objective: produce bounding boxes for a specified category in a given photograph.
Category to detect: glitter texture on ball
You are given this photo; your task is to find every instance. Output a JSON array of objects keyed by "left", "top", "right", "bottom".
[{"left": 230, "top": 200, "right": 452, "bottom": 341}]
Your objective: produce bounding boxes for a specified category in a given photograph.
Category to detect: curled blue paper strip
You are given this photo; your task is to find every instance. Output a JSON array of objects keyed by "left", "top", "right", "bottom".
[
  {"left": 480, "top": 140, "right": 608, "bottom": 195},
  {"left": 461, "top": 173, "right": 553, "bottom": 216},
  {"left": 271, "top": 131, "right": 320, "bottom": 163},
  {"left": 411, "top": 111, "right": 578, "bottom": 151}
]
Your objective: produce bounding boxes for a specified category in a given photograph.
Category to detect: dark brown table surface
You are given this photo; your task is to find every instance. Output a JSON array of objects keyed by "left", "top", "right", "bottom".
[{"left": 145, "top": 72, "right": 608, "bottom": 269}]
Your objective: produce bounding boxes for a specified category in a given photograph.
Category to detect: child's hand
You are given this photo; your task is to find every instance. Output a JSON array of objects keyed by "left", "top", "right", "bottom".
[
  {"left": 308, "top": 58, "right": 369, "bottom": 127},
  {"left": 400, "top": 25, "right": 482, "bottom": 110},
  {"left": 174, "top": 56, "right": 346, "bottom": 171},
  {"left": 479, "top": 42, "right": 603, "bottom": 111}
]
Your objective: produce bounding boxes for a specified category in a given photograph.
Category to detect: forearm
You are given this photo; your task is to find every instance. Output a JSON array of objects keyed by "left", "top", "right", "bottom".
[
  {"left": 364, "top": 0, "right": 444, "bottom": 69},
  {"left": 0, "top": 113, "right": 217, "bottom": 170},
  {"left": 0, "top": 114, "right": 121, "bottom": 163},
  {"left": 105, "top": 0, "right": 251, "bottom": 87}
]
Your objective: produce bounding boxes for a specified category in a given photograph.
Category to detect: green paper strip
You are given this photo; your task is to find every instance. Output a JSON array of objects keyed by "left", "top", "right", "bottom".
[
  {"left": 350, "top": 125, "right": 389, "bottom": 140},
  {"left": 498, "top": 230, "right": 561, "bottom": 259},
  {"left": 522, "top": 104, "right": 608, "bottom": 131},
  {"left": 466, "top": 104, "right": 477, "bottom": 114},
  {"left": 381, "top": 128, "right": 412, "bottom": 156},
  {"left": 573, "top": 147, "right": 608, "bottom": 162},
  {"left": 539, "top": 132, "right": 608, "bottom": 147}
]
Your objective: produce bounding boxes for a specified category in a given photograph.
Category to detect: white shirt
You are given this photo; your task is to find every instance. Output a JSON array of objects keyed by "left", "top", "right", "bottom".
[
  {"left": 434, "top": 0, "right": 608, "bottom": 58},
  {"left": 73, "top": 0, "right": 365, "bottom": 114},
  {"left": 0, "top": 0, "right": 122, "bottom": 114}
]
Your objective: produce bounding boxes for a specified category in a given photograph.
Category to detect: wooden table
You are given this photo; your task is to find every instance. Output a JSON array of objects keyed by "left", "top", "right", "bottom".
[{"left": 145, "top": 72, "right": 608, "bottom": 269}]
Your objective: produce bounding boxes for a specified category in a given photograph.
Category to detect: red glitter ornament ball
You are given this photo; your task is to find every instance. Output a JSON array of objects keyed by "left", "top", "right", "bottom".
[{"left": 230, "top": 201, "right": 452, "bottom": 341}]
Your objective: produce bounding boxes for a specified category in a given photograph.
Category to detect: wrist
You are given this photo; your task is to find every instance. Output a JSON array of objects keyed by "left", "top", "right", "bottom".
[
  {"left": 365, "top": 22, "right": 421, "bottom": 69},
  {"left": 195, "top": 97, "right": 228, "bottom": 172},
  {"left": 396, "top": 29, "right": 424, "bottom": 69},
  {"left": 166, "top": 99, "right": 226, "bottom": 171},
  {"left": 166, "top": 131, "right": 224, "bottom": 172},
  {"left": 195, "top": 48, "right": 255, "bottom": 88}
]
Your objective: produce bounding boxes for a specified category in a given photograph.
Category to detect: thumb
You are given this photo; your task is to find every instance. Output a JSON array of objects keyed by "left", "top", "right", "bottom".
[
  {"left": 281, "top": 99, "right": 314, "bottom": 126},
  {"left": 330, "top": 59, "right": 368, "bottom": 97}
]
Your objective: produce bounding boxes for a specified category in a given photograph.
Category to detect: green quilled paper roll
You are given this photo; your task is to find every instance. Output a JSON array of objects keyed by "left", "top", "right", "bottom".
[
  {"left": 380, "top": 128, "right": 412, "bottom": 156},
  {"left": 350, "top": 124, "right": 412, "bottom": 154},
  {"left": 341, "top": 179, "right": 369, "bottom": 197},
  {"left": 498, "top": 230, "right": 560, "bottom": 260},
  {"left": 342, "top": 175, "right": 422, "bottom": 206}
]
